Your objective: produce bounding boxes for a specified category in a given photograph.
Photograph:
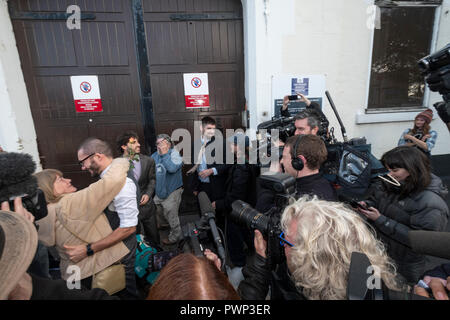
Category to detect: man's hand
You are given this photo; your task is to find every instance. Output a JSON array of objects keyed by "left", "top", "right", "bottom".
[
  {"left": 204, "top": 249, "right": 221, "bottom": 271},
  {"left": 140, "top": 194, "right": 150, "bottom": 206},
  {"left": 64, "top": 244, "right": 88, "bottom": 263},
  {"left": 297, "top": 93, "right": 311, "bottom": 106},
  {"left": 199, "top": 168, "right": 214, "bottom": 179},
  {"left": 212, "top": 201, "right": 216, "bottom": 209},
  {"left": 414, "top": 276, "right": 450, "bottom": 300},
  {"left": 1, "top": 198, "right": 35, "bottom": 223},
  {"left": 254, "top": 230, "right": 267, "bottom": 259},
  {"left": 357, "top": 205, "right": 381, "bottom": 221}
]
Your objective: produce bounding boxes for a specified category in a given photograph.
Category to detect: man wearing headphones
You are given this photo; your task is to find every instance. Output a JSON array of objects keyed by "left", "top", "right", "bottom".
[
  {"left": 256, "top": 134, "right": 337, "bottom": 213},
  {"left": 281, "top": 134, "right": 337, "bottom": 201},
  {"left": 242, "top": 134, "right": 338, "bottom": 300}
]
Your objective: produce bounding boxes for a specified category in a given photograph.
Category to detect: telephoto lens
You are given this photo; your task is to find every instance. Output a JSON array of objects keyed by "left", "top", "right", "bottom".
[{"left": 230, "top": 200, "right": 270, "bottom": 235}]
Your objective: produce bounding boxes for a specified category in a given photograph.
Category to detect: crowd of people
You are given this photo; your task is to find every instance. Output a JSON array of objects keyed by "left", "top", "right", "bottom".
[{"left": 1, "top": 102, "right": 449, "bottom": 301}]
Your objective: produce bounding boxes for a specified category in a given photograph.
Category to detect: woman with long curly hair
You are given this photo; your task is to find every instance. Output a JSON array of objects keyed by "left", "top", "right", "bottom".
[{"left": 238, "top": 196, "right": 407, "bottom": 300}]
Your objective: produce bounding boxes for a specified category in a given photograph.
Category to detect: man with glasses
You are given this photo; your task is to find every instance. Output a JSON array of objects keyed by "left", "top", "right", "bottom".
[
  {"left": 151, "top": 134, "right": 184, "bottom": 246},
  {"left": 77, "top": 138, "right": 139, "bottom": 299}
]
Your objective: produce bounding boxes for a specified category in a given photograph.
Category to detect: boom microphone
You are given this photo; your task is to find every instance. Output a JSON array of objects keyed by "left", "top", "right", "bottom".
[
  {"left": 0, "top": 152, "right": 48, "bottom": 220},
  {"left": 409, "top": 230, "right": 450, "bottom": 260},
  {"left": 198, "top": 192, "right": 226, "bottom": 263},
  {"left": 0, "top": 152, "right": 37, "bottom": 201}
]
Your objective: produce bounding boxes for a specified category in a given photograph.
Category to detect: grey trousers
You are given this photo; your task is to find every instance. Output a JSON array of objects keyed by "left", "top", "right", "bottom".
[{"left": 154, "top": 188, "right": 183, "bottom": 242}]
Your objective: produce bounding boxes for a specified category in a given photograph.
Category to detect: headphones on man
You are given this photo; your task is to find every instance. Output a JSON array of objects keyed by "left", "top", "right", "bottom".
[{"left": 291, "top": 135, "right": 305, "bottom": 171}]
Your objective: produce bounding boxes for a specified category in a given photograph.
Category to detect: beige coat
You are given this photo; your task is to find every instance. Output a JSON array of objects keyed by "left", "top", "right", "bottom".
[{"left": 37, "top": 158, "right": 130, "bottom": 280}]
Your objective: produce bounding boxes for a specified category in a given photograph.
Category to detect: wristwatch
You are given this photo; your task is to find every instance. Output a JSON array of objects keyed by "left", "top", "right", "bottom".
[{"left": 86, "top": 243, "right": 94, "bottom": 256}]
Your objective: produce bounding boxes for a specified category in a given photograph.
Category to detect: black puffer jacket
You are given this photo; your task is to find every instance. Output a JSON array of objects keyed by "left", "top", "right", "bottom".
[{"left": 367, "top": 174, "right": 449, "bottom": 282}]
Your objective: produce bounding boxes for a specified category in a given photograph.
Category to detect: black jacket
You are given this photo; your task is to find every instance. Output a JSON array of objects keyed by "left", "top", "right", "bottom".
[
  {"left": 423, "top": 263, "right": 450, "bottom": 280},
  {"left": 136, "top": 154, "right": 156, "bottom": 199},
  {"left": 255, "top": 173, "right": 337, "bottom": 213},
  {"left": 215, "top": 163, "right": 259, "bottom": 214},
  {"left": 367, "top": 174, "right": 449, "bottom": 282}
]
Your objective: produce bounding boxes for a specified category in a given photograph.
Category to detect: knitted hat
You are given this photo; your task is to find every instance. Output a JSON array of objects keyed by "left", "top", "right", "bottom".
[{"left": 415, "top": 108, "right": 433, "bottom": 124}]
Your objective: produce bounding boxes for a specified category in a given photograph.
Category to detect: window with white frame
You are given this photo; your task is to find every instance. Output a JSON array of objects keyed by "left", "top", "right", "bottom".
[{"left": 367, "top": 0, "right": 442, "bottom": 111}]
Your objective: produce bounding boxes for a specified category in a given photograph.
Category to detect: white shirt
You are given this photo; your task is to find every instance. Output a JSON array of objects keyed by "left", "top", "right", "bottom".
[{"left": 101, "top": 164, "right": 139, "bottom": 228}]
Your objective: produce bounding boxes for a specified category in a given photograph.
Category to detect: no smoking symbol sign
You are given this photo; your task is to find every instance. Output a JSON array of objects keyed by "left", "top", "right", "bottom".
[
  {"left": 80, "top": 81, "right": 92, "bottom": 93},
  {"left": 191, "top": 77, "right": 202, "bottom": 88}
]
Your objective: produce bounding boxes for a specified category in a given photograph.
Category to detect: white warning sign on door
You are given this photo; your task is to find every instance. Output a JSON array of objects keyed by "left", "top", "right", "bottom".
[
  {"left": 70, "top": 75, "right": 103, "bottom": 113},
  {"left": 183, "top": 73, "right": 210, "bottom": 109}
]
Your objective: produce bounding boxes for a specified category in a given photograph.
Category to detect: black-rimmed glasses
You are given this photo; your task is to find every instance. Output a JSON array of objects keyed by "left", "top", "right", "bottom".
[{"left": 78, "top": 153, "right": 95, "bottom": 166}]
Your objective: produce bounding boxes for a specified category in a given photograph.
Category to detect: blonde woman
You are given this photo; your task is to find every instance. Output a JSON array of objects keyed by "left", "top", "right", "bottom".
[
  {"left": 238, "top": 196, "right": 407, "bottom": 300},
  {"left": 34, "top": 158, "right": 130, "bottom": 290}
]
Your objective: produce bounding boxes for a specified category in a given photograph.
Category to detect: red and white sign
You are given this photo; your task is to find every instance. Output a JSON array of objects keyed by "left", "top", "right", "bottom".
[
  {"left": 183, "top": 73, "right": 209, "bottom": 109},
  {"left": 70, "top": 75, "right": 103, "bottom": 113}
]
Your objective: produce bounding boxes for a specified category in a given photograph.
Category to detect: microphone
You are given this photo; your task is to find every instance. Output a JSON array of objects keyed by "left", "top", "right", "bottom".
[
  {"left": 0, "top": 152, "right": 38, "bottom": 202},
  {"left": 409, "top": 230, "right": 450, "bottom": 260},
  {"left": 198, "top": 192, "right": 226, "bottom": 263},
  {"left": 347, "top": 252, "right": 430, "bottom": 300},
  {"left": 0, "top": 152, "right": 48, "bottom": 221}
]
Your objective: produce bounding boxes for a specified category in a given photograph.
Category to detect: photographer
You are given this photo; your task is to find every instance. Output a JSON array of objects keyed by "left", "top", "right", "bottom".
[
  {"left": 418, "top": 43, "right": 450, "bottom": 133},
  {"left": 238, "top": 196, "right": 405, "bottom": 300},
  {"left": 256, "top": 134, "right": 337, "bottom": 213},
  {"left": 281, "top": 93, "right": 328, "bottom": 137},
  {"left": 434, "top": 101, "right": 450, "bottom": 132},
  {"left": 0, "top": 201, "right": 118, "bottom": 300},
  {"left": 357, "top": 146, "right": 448, "bottom": 284},
  {"left": 212, "top": 133, "right": 259, "bottom": 268},
  {"left": 398, "top": 109, "right": 437, "bottom": 156}
]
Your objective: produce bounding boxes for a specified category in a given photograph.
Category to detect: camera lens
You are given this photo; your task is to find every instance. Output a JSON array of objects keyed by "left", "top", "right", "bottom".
[{"left": 231, "top": 200, "right": 269, "bottom": 235}]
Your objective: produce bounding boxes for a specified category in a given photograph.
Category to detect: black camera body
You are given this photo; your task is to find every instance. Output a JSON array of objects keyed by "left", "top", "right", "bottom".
[
  {"left": 7, "top": 189, "right": 48, "bottom": 221},
  {"left": 257, "top": 116, "right": 296, "bottom": 143},
  {"left": 231, "top": 173, "right": 296, "bottom": 269},
  {"left": 419, "top": 43, "right": 450, "bottom": 124}
]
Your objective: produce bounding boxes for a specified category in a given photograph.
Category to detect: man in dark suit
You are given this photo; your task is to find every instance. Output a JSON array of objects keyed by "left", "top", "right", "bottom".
[
  {"left": 187, "top": 116, "right": 228, "bottom": 228},
  {"left": 116, "top": 131, "right": 159, "bottom": 246}
]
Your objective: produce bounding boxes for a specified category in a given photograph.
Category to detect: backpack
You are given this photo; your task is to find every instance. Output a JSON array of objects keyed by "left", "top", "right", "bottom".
[{"left": 134, "top": 234, "right": 160, "bottom": 285}]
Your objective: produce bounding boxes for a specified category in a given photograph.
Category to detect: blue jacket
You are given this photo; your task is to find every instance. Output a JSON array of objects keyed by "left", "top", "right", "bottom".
[{"left": 151, "top": 148, "right": 183, "bottom": 199}]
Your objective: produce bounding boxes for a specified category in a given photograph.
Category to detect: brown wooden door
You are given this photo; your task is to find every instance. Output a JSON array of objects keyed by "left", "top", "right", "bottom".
[
  {"left": 140, "top": 0, "right": 245, "bottom": 215},
  {"left": 10, "top": 0, "right": 145, "bottom": 188},
  {"left": 142, "top": 0, "right": 245, "bottom": 139}
]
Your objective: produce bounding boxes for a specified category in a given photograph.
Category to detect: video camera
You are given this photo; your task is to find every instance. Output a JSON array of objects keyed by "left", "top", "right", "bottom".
[
  {"left": 230, "top": 173, "right": 296, "bottom": 269},
  {"left": 419, "top": 43, "right": 450, "bottom": 124},
  {"left": 182, "top": 192, "right": 226, "bottom": 269}
]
